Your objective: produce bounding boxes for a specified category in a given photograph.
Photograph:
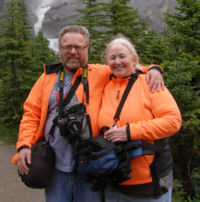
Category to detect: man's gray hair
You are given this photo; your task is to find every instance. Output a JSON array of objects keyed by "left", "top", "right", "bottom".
[{"left": 58, "top": 25, "right": 90, "bottom": 45}]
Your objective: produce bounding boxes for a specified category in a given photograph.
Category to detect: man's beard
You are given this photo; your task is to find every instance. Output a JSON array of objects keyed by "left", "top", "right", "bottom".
[
  {"left": 65, "top": 61, "right": 81, "bottom": 72},
  {"left": 62, "top": 57, "right": 82, "bottom": 73}
]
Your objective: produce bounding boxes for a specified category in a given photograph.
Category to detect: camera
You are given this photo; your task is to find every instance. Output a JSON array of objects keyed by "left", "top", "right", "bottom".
[{"left": 58, "top": 102, "right": 91, "bottom": 143}]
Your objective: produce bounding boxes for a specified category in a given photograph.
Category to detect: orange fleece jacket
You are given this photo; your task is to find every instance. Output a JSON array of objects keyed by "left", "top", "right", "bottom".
[
  {"left": 12, "top": 64, "right": 160, "bottom": 164},
  {"left": 98, "top": 73, "right": 182, "bottom": 185}
]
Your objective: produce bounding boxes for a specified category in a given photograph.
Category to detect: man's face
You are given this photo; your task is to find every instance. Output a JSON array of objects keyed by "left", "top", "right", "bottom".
[{"left": 59, "top": 32, "right": 89, "bottom": 73}]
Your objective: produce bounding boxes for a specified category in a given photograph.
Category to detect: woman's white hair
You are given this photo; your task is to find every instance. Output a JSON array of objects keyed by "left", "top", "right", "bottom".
[{"left": 105, "top": 34, "right": 141, "bottom": 68}]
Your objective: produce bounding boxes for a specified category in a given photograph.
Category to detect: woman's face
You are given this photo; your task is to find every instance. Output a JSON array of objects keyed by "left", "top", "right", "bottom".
[{"left": 106, "top": 43, "right": 137, "bottom": 78}]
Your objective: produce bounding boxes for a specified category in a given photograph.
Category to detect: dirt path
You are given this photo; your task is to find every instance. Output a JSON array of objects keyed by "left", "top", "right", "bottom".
[{"left": 0, "top": 141, "right": 45, "bottom": 202}]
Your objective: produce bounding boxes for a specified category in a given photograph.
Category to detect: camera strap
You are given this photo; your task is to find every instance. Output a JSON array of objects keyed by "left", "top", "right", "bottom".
[
  {"left": 82, "top": 65, "right": 89, "bottom": 105},
  {"left": 49, "top": 65, "right": 90, "bottom": 138},
  {"left": 48, "top": 72, "right": 82, "bottom": 138},
  {"left": 113, "top": 70, "right": 139, "bottom": 125}
]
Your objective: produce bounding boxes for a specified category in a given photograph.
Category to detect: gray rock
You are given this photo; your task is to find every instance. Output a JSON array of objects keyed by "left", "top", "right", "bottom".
[
  {"left": 0, "top": 0, "right": 178, "bottom": 47},
  {"left": 41, "top": 0, "right": 178, "bottom": 38}
]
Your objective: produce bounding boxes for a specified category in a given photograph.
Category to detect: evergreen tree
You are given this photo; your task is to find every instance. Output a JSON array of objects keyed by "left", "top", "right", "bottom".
[
  {"left": 0, "top": 0, "right": 34, "bottom": 126},
  {"left": 75, "top": 0, "right": 108, "bottom": 63},
  {"left": 75, "top": 0, "right": 148, "bottom": 63},
  {"left": 162, "top": 0, "right": 200, "bottom": 198},
  {"left": 0, "top": 1, "right": 59, "bottom": 128},
  {"left": 163, "top": 57, "right": 200, "bottom": 199},
  {"left": 137, "top": 31, "right": 170, "bottom": 65},
  {"left": 32, "top": 30, "right": 59, "bottom": 71},
  {"left": 165, "top": 0, "right": 200, "bottom": 58}
]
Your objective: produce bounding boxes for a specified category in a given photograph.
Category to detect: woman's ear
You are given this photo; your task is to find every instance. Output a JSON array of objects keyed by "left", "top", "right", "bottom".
[{"left": 133, "top": 56, "right": 138, "bottom": 67}]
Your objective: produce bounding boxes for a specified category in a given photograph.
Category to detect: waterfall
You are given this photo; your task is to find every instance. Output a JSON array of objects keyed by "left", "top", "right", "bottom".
[
  {"left": 33, "top": 0, "right": 59, "bottom": 52},
  {"left": 48, "top": 39, "right": 59, "bottom": 53},
  {"left": 34, "top": 0, "right": 52, "bottom": 34}
]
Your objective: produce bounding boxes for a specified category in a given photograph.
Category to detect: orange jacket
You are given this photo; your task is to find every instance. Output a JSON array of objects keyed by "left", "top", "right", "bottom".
[
  {"left": 12, "top": 63, "right": 110, "bottom": 164},
  {"left": 12, "top": 64, "right": 160, "bottom": 164},
  {"left": 98, "top": 73, "right": 182, "bottom": 185}
]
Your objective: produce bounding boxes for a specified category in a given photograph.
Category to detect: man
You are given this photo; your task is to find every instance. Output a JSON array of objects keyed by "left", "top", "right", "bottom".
[{"left": 12, "top": 25, "right": 164, "bottom": 202}]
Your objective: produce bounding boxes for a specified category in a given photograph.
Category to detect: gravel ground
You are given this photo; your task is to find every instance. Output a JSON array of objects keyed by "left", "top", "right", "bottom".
[{"left": 0, "top": 141, "right": 45, "bottom": 202}]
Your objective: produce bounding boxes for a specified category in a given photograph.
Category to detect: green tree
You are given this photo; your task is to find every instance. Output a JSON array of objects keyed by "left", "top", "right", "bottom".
[
  {"left": 75, "top": 0, "right": 109, "bottom": 62},
  {"left": 75, "top": 0, "right": 148, "bottom": 63},
  {"left": 0, "top": 0, "right": 34, "bottom": 126},
  {"left": 163, "top": 57, "right": 200, "bottom": 199},
  {"left": 162, "top": 0, "right": 200, "bottom": 198},
  {"left": 165, "top": 0, "right": 200, "bottom": 58},
  {"left": 0, "top": 0, "right": 59, "bottom": 140},
  {"left": 32, "top": 30, "right": 59, "bottom": 71},
  {"left": 137, "top": 31, "right": 170, "bottom": 65},
  {"left": 165, "top": 0, "right": 200, "bottom": 90}
]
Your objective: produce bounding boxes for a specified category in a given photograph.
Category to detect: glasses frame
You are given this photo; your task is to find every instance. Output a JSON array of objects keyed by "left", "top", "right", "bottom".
[{"left": 60, "top": 44, "right": 88, "bottom": 52}]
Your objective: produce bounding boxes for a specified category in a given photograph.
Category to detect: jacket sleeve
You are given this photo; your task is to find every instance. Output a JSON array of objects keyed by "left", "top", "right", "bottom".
[
  {"left": 16, "top": 73, "right": 45, "bottom": 150},
  {"left": 138, "top": 64, "right": 163, "bottom": 73},
  {"left": 129, "top": 85, "right": 182, "bottom": 141}
]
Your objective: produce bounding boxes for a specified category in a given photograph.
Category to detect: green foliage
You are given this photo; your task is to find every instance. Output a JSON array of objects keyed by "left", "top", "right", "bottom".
[
  {"left": 32, "top": 31, "right": 59, "bottom": 67},
  {"left": 162, "top": 49, "right": 200, "bottom": 201},
  {"left": 165, "top": 0, "right": 200, "bottom": 58},
  {"left": 173, "top": 179, "right": 186, "bottom": 201},
  {"left": 0, "top": 0, "right": 59, "bottom": 135},
  {"left": 172, "top": 169, "right": 200, "bottom": 201},
  {"left": 137, "top": 31, "right": 170, "bottom": 65},
  {"left": 0, "top": 122, "right": 18, "bottom": 144},
  {"left": 161, "top": 1, "right": 200, "bottom": 198},
  {"left": 0, "top": 0, "right": 33, "bottom": 125},
  {"left": 75, "top": 0, "right": 148, "bottom": 63}
]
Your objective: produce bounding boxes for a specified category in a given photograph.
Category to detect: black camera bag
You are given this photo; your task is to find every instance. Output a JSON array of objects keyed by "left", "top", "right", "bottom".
[{"left": 19, "top": 140, "right": 55, "bottom": 188}]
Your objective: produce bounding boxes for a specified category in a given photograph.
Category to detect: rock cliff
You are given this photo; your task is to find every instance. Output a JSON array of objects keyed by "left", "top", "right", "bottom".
[
  {"left": 23, "top": 0, "right": 177, "bottom": 38},
  {"left": 0, "top": 0, "right": 178, "bottom": 50}
]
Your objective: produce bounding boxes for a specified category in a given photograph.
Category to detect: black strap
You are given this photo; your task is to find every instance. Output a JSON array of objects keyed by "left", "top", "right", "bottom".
[
  {"left": 48, "top": 74, "right": 82, "bottom": 138},
  {"left": 49, "top": 65, "right": 90, "bottom": 138},
  {"left": 62, "top": 75, "right": 82, "bottom": 107},
  {"left": 58, "top": 71, "right": 64, "bottom": 118},
  {"left": 114, "top": 71, "right": 139, "bottom": 122},
  {"left": 82, "top": 65, "right": 89, "bottom": 105}
]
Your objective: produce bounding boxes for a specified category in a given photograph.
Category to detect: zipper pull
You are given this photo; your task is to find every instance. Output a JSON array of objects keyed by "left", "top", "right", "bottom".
[{"left": 116, "top": 90, "right": 120, "bottom": 99}]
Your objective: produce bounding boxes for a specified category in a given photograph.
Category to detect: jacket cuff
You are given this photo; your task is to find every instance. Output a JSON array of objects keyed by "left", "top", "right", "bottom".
[
  {"left": 17, "top": 145, "right": 30, "bottom": 153},
  {"left": 126, "top": 123, "right": 131, "bottom": 141},
  {"left": 148, "top": 66, "right": 163, "bottom": 74}
]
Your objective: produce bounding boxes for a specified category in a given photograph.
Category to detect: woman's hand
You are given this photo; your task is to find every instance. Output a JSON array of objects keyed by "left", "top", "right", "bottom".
[{"left": 104, "top": 126, "right": 127, "bottom": 143}]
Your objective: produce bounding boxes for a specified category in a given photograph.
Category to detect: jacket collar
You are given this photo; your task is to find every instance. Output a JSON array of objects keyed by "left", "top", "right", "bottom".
[
  {"left": 44, "top": 63, "right": 63, "bottom": 74},
  {"left": 109, "top": 70, "right": 142, "bottom": 82},
  {"left": 44, "top": 63, "right": 88, "bottom": 75}
]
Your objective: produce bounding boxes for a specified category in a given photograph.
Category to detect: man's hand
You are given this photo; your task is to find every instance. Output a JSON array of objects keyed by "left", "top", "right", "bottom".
[
  {"left": 17, "top": 148, "right": 31, "bottom": 175},
  {"left": 146, "top": 69, "right": 165, "bottom": 92}
]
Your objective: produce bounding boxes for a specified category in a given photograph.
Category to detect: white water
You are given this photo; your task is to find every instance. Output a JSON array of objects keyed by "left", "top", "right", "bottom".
[
  {"left": 33, "top": 0, "right": 59, "bottom": 52},
  {"left": 48, "top": 38, "right": 59, "bottom": 53},
  {"left": 34, "top": 0, "right": 52, "bottom": 35}
]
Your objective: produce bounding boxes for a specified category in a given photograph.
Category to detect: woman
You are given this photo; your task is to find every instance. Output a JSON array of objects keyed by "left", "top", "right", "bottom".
[{"left": 97, "top": 36, "right": 182, "bottom": 202}]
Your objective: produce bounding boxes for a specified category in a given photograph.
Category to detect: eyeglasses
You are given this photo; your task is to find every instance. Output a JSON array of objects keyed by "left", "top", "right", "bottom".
[{"left": 60, "top": 45, "right": 87, "bottom": 52}]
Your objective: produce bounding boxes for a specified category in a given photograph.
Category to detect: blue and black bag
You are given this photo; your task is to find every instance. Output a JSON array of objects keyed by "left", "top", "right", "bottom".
[{"left": 75, "top": 131, "right": 156, "bottom": 191}]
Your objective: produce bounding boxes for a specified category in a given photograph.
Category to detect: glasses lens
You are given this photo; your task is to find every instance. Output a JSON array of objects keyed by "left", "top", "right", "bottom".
[{"left": 61, "top": 45, "right": 87, "bottom": 52}]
